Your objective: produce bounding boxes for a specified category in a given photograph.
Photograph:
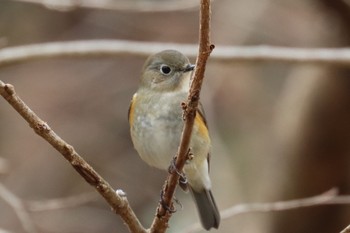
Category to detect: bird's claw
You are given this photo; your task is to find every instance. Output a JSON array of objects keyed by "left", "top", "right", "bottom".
[{"left": 159, "top": 190, "right": 176, "bottom": 213}]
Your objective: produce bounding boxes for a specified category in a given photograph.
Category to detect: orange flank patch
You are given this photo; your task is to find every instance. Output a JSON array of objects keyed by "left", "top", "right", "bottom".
[
  {"left": 195, "top": 112, "right": 209, "bottom": 140},
  {"left": 128, "top": 94, "right": 137, "bottom": 127}
]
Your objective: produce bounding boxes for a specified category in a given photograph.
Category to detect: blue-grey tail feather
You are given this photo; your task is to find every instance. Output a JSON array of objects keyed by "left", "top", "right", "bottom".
[{"left": 190, "top": 188, "right": 220, "bottom": 230}]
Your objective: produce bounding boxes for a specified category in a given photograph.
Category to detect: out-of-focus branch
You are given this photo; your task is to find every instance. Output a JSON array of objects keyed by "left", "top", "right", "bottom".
[
  {"left": 183, "top": 188, "right": 350, "bottom": 233},
  {"left": 341, "top": 224, "right": 350, "bottom": 233},
  {"left": 0, "top": 81, "right": 146, "bottom": 233},
  {"left": 26, "top": 192, "right": 97, "bottom": 212},
  {"left": 11, "top": 0, "right": 203, "bottom": 12},
  {"left": 149, "top": 0, "right": 213, "bottom": 232},
  {"left": 1, "top": 40, "right": 350, "bottom": 67},
  {"left": 0, "top": 183, "right": 38, "bottom": 233},
  {"left": 220, "top": 188, "right": 340, "bottom": 218},
  {"left": 0, "top": 228, "right": 13, "bottom": 233}
]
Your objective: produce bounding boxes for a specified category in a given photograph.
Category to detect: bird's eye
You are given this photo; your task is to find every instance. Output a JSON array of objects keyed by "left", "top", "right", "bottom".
[{"left": 160, "top": 64, "right": 172, "bottom": 75}]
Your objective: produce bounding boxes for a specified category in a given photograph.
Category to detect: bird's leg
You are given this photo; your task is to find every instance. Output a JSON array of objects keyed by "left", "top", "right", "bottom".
[
  {"left": 186, "top": 148, "right": 194, "bottom": 162},
  {"left": 168, "top": 155, "right": 188, "bottom": 186},
  {"left": 173, "top": 196, "right": 183, "bottom": 210},
  {"left": 159, "top": 189, "right": 176, "bottom": 213},
  {"left": 168, "top": 148, "right": 195, "bottom": 191}
]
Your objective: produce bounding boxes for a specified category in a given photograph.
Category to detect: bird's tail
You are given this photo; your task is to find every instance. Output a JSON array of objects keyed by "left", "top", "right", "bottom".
[{"left": 190, "top": 188, "right": 220, "bottom": 230}]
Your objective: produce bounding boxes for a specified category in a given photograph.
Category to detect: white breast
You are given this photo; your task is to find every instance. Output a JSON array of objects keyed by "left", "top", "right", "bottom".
[{"left": 131, "top": 91, "right": 185, "bottom": 170}]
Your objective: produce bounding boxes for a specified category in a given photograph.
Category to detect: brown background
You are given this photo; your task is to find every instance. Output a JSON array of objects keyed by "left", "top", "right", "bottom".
[{"left": 0, "top": 0, "right": 350, "bottom": 232}]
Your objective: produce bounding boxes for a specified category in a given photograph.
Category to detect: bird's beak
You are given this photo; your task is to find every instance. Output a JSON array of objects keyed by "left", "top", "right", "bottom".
[{"left": 184, "top": 64, "right": 195, "bottom": 72}]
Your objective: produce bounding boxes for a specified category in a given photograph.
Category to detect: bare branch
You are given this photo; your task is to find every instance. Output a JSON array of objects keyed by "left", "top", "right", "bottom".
[
  {"left": 1, "top": 40, "right": 350, "bottom": 67},
  {"left": 26, "top": 192, "right": 97, "bottom": 212},
  {"left": 0, "top": 81, "right": 147, "bottom": 233},
  {"left": 220, "top": 188, "right": 338, "bottom": 218},
  {"left": 0, "top": 228, "right": 13, "bottom": 233},
  {"left": 149, "top": 0, "right": 213, "bottom": 232},
  {"left": 341, "top": 224, "right": 350, "bottom": 233},
  {"left": 183, "top": 188, "right": 350, "bottom": 233},
  {"left": 0, "top": 40, "right": 191, "bottom": 66},
  {"left": 11, "top": 0, "right": 203, "bottom": 12},
  {"left": 0, "top": 183, "right": 38, "bottom": 233}
]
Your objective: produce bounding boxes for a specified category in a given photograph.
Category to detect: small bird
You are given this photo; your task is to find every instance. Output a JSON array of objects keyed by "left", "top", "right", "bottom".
[{"left": 128, "top": 50, "right": 220, "bottom": 230}]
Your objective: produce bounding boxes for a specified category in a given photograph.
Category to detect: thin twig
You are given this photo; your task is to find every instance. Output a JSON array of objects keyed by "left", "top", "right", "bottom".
[
  {"left": 12, "top": 0, "right": 203, "bottom": 12},
  {"left": 1, "top": 40, "right": 350, "bottom": 67},
  {"left": 26, "top": 192, "right": 97, "bottom": 212},
  {"left": 0, "top": 228, "right": 12, "bottom": 233},
  {"left": 149, "top": 1, "right": 213, "bottom": 232},
  {"left": 0, "top": 81, "right": 146, "bottom": 233},
  {"left": 182, "top": 188, "right": 350, "bottom": 233},
  {"left": 341, "top": 224, "right": 350, "bottom": 233},
  {"left": 220, "top": 188, "right": 338, "bottom": 218},
  {"left": 0, "top": 183, "right": 38, "bottom": 233}
]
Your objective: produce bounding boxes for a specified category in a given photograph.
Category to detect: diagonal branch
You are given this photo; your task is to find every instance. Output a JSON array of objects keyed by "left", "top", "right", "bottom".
[
  {"left": 0, "top": 81, "right": 146, "bottom": 233},
  {"left": 183, "top": 188, "right": 350, "bottom": 233},
  {"left": 149, "top": 0, "right": 214, "bottom": 232},
  {"left": 341, "top": 224, "right": 350, "bottom": 233},
  {"left": 26, "top": 192, "right": 97, "bottom": 212},
  {"left": 0, "top": 183, "right": 38, "bottom": 233}
]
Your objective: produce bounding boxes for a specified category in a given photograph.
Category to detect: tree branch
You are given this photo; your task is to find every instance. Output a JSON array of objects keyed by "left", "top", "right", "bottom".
[
  {"left": 149, "top": 0, "right": 213, "bottom": 232},
  {"left": 0, "top": 81, "right": 147, "bottom": 233},
  {"left": 2, "top": 40, "right": 350, "bottom": 67},
  {"left": 182, "top": 188, "right": 350, "bottom": 233},
  {"left": 220, "top": 188, "right": 339, "bottom": 218},
  {"left": 12, "top": 0, "right": 203, "bottom": 12},
  {"left": 0, "top": 183, "right": 38, "bottom": 233},
  {"left": 26, "top": 192, "right": 97, "bottom": 212},
  {"left": 0, "top": 228, "right": 12, "bottom": 233},
  {"left": 341, "top": 224, "right": 350, "bottom": 233}
]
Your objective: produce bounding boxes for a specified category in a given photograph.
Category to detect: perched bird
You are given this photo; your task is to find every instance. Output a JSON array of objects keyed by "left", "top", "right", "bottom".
[{"left": 128, "top": 50, "right": 220, "bottom": 230}]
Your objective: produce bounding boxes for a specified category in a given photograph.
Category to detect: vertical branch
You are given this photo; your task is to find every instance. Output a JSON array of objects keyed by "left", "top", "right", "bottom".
[{"left": 149, "top": 0, "right": 214, "bottom": 232}]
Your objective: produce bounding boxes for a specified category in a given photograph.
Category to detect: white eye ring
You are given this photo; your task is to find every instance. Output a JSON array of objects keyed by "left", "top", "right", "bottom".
[{"left": 160, "top": 64, "right": 172, "bottom": 75}]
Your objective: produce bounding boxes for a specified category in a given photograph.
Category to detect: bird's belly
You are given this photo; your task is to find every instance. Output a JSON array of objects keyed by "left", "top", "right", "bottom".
[{"left": 132, "top": 115, "right": 182, "bottom": 170}]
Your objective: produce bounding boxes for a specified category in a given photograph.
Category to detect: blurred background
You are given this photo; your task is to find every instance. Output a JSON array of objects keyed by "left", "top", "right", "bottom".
[{"left": 0, "top": 0, "right": 350, "bottom": 232}]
